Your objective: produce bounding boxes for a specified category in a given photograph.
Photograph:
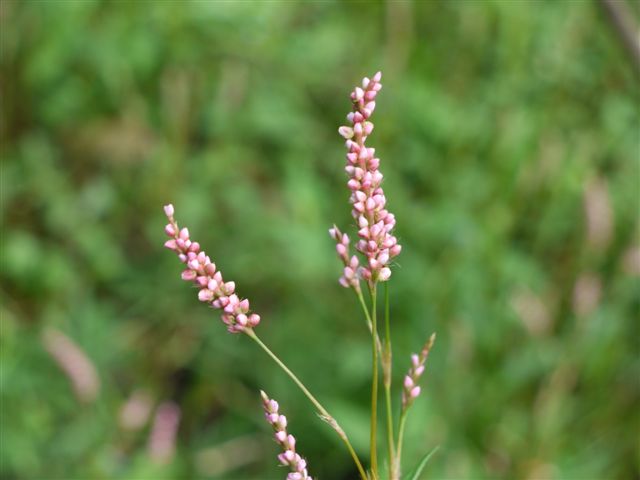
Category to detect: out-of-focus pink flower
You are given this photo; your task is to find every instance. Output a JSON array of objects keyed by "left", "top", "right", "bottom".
[
  {"left": 332, "top": 71, "right": 401, "bottom": 288},
  {"left": 42, "top": 327, "right": 100, "bottom": 403},
  {"left": 401, "top": 333, "right": 435, "bottom": 410},
  {"left": 163, "top": 204, "right": 260, "bottom": 333},
  {"left": 119, "top": 390, "right": 154, "bottom": 431},
  {"left": 261, "top": 390, "right": 313, "bottom": 480},
  {"left": 148, "top": 401, "right": 181, "bottom": 465}
]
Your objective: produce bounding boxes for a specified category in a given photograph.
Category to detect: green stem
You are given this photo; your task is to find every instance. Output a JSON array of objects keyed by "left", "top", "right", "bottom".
[
  {"left": 355, "top": 288, "right": 382, "bottom": 355},
  {"left": 383, "top": 283, "right": 396, "bottom": 480},
  {"left": 370, "top": 284, "right": 379, "bottom": 479},
  {"left": 396, "top": 411, "right": 408, "bottom": 476},
  {"left": 245, "top": 329, "right": 368, "bottom": 480}
]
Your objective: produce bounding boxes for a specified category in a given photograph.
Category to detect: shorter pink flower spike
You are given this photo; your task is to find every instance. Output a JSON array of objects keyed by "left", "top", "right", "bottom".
[
  {"left": 401, "top": 333, "right": 436, "bottom": 411},
  {"left": 261, "top": 391, "right": 313, "bottom": 480},
  {"left": 329, "top": 225, "right": 361, "bottom": 292},
  {"left": 163, "top": 204, "right": 260, "bottom": 334}
]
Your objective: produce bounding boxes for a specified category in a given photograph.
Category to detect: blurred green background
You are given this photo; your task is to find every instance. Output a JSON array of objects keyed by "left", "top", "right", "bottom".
[{"left": 1, "top": 1, "right": 638, "bottom": 479}]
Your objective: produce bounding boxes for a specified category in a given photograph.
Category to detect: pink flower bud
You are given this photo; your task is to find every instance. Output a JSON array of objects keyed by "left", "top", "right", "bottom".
[
  {"left": 164, "top": 239, "right": 177, "bottom": 250},
  {"left": 165, "top": 224, "right": 176, "bottom": 236},
  {"left": 379, "top": 267, "right": 391, "bottom": 281},
  {"left": 411, "top": 386, "right": 421, "bottom": 398},
  {"left": 164, "top": 204, "right": 174, "bottom": 217},
  {"left": 277, "top": 415, "right": 288, "bottom": 429},
  {"left": 181, "top": 270, "right": 197, "bottom": 281},
  {"left": 338, "top": 126, "right": 354, "bottom": 139},
  {"left": 404, "top": 375, "right": 414, "bottom": 389},
  {"left": 248, "top": 313, "right": 260, "bottom": 327},
  {"left": 198, "top": 289, "right": 214, "bottom": 302},
  {"left": 224, "top": 281, "right": 236, "bottom": 294}
]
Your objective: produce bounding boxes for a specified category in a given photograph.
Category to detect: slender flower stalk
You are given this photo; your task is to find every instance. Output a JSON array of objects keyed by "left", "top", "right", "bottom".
[
  {"left": 369, "top": 285, "right": 379, "bottom": 479},
  {"left": 382, "top": 283, "right": 396, "bottom": 479},
  {"left": 246, "top": 330, "right": 367, "bottom": 480},
  {"left": 395, "top": 333, "right": 436, "bottom": 478},
  {"left": 261, "top": 391, "right": 313, "bottom": 480}
]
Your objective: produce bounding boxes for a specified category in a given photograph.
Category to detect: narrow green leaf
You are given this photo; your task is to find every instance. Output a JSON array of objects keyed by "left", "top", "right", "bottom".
[{"left": 405, "top": 445, "right": 440, "bottom": 480}]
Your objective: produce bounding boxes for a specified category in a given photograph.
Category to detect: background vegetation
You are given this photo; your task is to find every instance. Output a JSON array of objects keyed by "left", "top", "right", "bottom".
[{"left": 1, "top": 1, "right": 638, "bottom": 479}]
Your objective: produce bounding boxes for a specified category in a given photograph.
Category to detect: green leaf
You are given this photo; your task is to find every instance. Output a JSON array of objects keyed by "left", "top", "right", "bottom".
[{"left": 404, "top": 445, "right": 440, "bottom": 480}]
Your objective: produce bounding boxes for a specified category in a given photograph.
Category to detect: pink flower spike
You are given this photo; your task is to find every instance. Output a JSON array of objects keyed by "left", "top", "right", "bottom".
[
  {"left": 329, "top": 71, "right": 401, "bottom": 288},
  {"left": 261, "top": 391, "right": 313, "bottom": 480},
  {"left": 402, "top": 333, "right": 436, "bottom": 411},
  {"left": 162, "top": 205, "right": 260, "bottom": 333}
]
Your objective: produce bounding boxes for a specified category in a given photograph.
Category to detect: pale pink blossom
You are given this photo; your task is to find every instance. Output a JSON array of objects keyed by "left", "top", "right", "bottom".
[
  {"left": 402, "top": 333, "right": 435, "bottom": 410},
  {"left": 163, "top": 204, "right": 260, "bottom": 333},
  {"left": 42, "top": 327, "right": 100, "bottom": 403},
  {"left": 261, "top": 391, "right": 313, "bottom": 480},
  {"left": 332, "top": 71, "right": 401, "bottom": 288},
  {"left": 148, "top": 401, "right": 181, "bottom": 465}
]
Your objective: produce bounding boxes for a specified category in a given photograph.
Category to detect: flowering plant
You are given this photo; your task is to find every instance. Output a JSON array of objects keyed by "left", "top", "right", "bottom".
[{"left": 163, "top": 72, "right": 435, "bottom": 480}]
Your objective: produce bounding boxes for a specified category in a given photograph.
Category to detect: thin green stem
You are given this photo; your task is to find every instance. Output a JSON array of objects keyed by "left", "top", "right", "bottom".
[
  {"left": 355, "top": 288, "right": 382, "bottom": 354},
  {"left": 245, "top": 329, "right": 367, "bottom": 480},
  {"left": 370, "top": 284, "right": 379, "bottom": 479},
  {"left": 396, "top": 411, "right": 408, "bottom": 476},
  {"left": 383, "top": 282, "right": 396, "bottom": 480}
]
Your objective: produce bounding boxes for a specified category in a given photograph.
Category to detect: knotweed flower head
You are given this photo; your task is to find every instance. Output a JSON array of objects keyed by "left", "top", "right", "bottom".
[
  {"left": 333, "top": 71, "right": 401, "bottom": 288},
  {"left": 261, "top": 391, "right": 313, "bottom": 480},
  {"left": 402, "top": 333, "right": 435, "bottom": 410},
  {"left": 163, "top": 204, "right": 260, "bottom": 333}
]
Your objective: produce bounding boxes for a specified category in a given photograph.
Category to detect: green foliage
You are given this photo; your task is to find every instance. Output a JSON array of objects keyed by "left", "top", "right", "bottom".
[{"left": 1, "top": 1, "right": 638, "bottom": 479}]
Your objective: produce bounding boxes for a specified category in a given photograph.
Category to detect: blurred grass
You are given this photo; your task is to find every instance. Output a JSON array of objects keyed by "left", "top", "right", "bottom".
[{"left": 1, "top": 1, "right": 638, "bottom": 479}]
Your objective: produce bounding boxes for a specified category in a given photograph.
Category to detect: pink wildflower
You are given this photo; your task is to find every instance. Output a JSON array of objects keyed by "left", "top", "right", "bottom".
[
  {"left": 401, "top": 333, "right": 435, "bottom": 410},
  {"left": 42, "top": 327, "right": 100, "bottom": 404},
  {"left": 261, "top": 391, "right": 313, "bottom": 480},
  {"left": 333, "top": 71, "right": 401, "bottom": 288},
  {"left": 163, "top": 204, "right": 260, "bottom": 333},
  {"left": 148, "top": 401, "right": 181, "bottom": 465}
]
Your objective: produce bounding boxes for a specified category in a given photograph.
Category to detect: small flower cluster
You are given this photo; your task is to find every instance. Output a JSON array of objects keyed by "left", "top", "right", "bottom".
[
  {"left": 329, "top": 225, "right": 360, "bottom": 291},
  {"left": 163, "top": 204, "right": 260, "bottom": 333},
  {"left": 261, "top": 391, "right": 313, "bottom": 480},
  {"left": 335, "top": 71, "right": 401, "bottom": 286},
  {"left": 402, "top": 333, "right": 436, "bottom": 410}
]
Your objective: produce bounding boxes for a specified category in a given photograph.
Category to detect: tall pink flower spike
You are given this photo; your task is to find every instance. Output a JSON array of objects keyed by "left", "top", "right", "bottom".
[
  {"left": 402, "top": 333, "right": 436, "bottom": 410},
  {"left": 163, "top": 204, "right": 260, "bottom": 333},
  {"left": 332, "top": 71, "right": 401, "bottom": 288},
  {"left": 261, "top": 391, "right": 313, "bottom": 480}
]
